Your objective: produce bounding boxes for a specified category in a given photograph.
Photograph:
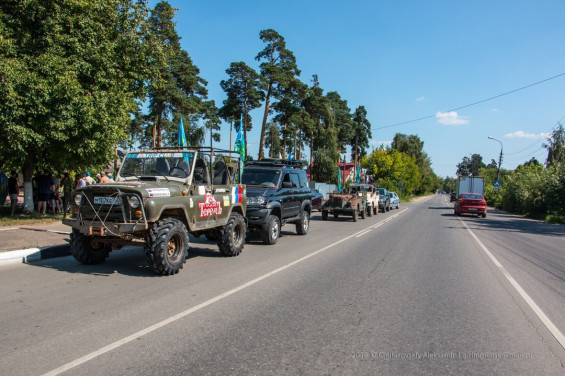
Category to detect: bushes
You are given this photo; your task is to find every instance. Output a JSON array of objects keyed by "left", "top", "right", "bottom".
[{"left": 497, "top": 163, "right": 564, "bottom": 217}]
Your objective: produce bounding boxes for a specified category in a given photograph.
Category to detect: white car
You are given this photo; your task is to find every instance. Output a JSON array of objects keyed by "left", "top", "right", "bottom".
[{"left": 387, "top": 191, "right": 400, "bottom": 210}]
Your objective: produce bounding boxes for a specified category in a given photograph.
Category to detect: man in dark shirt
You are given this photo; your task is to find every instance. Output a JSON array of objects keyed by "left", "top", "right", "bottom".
[
  {"left": 8, "top": 170, "right": 19, "bottom": 216},
  {"left": 37, "top": 170, "right": 54, "bottom": 215}
]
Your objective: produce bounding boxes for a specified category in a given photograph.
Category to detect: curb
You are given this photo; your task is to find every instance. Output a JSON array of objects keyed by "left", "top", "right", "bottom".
[{"left": 0, "top": 244, "right": 71, "bottom": 266}]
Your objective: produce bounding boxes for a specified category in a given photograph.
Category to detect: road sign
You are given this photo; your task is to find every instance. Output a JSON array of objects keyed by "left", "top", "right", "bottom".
[{"left": 494, "top": 180, "right": 501, "bottom": 187}]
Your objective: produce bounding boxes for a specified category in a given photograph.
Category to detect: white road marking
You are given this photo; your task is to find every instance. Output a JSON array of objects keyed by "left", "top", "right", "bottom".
[
  {"left": 355, "top": 229, "right": 371, "bottom": 237},
  {"left": 460, "top": 219, "right": 565, "bottom": 351},
  {"left": 41, "top": 208, "right": 409, "bottom": 376}
]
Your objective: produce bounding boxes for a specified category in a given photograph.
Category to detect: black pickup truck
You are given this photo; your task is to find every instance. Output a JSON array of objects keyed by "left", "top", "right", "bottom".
[{"left": 242, "top": 159, "right": 312, "bottom": 245}]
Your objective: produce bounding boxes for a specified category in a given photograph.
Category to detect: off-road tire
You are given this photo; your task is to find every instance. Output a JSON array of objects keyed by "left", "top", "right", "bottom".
[
  {"left": 70, "top": 229, "right": 111, "bottom": 264},
  {"left": 218, "top": 212, "right": 245, "bottom": 257},
  {"left": 322, "top": 210, "right": 328, "bottom": 221},
  {"left": 146, "top": 218, "right": 189, "bottom": 275},
  {"left": 261, "top": 215, "right": 280, "bottom": 245},
  {"left": 352, "top": 210, "right": 358, "bottom": 222},
  {"left": 296, "top": 211, "right": 310, "bottom": 235}
]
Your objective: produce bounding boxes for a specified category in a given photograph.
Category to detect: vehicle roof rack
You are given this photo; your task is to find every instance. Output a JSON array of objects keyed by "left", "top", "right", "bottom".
[{"left": 245, "top": 159, "right": 305, "bottom": 168}]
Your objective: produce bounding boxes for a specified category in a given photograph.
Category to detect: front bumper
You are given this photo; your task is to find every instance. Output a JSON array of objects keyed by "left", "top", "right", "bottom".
[
  {"left": 63, "top": 219, "right": 149, "bottom": 236},
  {"left": 246, "top": 207, "right": 271, "bottom": 224}
]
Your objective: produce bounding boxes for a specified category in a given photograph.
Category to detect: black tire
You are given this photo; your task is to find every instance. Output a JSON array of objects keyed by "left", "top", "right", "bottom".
[
  {"left": 146, "top": 218, "right": 189, "bottom": 275},
  {"left": 360, "top": 206, "right": 366, "bottom": 219},
  {"left": 322, "top": 210, "right": 328, "bottom": 221},
  {"left": 367, "top": 206, "right": 372, "bottom": 217},
  {"left": 70, "top": 229, "right": 111, "bottom": 264},
  {"left": 296, "top": 211, "right": 310, "bottom": 235},
  {"left": 386, "top": 203, "right": 390, "bottom": 211},
  {"left": 218, "top": 212, "right": 245, "bottom": 256},
  {"left": 373, "top": 206, "right": 378, "bottom": 215},
  {"left": 261, "top": 215, "right": 280, "bottom": 245},
  {"left": 352, "top": 210, "right": 358, "bottom": 222},
  {"left": 482, "top": 213, "right": 487, "bottom": 218},
  {"left": 334, "top": 213, "right": 339, "bottom": 219}
]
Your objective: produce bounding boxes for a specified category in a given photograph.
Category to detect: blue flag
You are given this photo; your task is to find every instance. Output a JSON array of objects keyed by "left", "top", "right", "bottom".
[
  {"left": 234, "top": 114, "right": 245, "bottom": 179},
  {"left": 356, "top": 163, "right": 360, "bottom": 183},
  {"left": 178, "top": 117, "right": 187, "bottom": 147},
  {"left": 338, "top": 162, "right": 342, "bottom": 193}
]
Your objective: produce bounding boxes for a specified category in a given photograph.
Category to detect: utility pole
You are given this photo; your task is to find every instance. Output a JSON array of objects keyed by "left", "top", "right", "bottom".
[{"left": 488, "top": 136, "right": 503, "bottom": 190}]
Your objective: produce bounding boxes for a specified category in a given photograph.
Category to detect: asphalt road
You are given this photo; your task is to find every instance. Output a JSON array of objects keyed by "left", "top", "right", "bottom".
[{"left": 1, "top": 194, "right": 564, "bottom": 375}]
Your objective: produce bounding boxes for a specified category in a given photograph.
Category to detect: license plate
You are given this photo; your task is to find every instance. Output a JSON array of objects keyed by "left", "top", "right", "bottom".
[
  {"left": 468, "top": 207, "right": 477, "bottom": 211},
  {"left": 94, "top": 196, "right": 122, "bottom": 205}
]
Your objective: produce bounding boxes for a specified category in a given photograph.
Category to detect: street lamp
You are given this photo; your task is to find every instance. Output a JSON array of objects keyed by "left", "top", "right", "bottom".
[{"left": 488, "top": 136, "right": 503, "bottom": 182}]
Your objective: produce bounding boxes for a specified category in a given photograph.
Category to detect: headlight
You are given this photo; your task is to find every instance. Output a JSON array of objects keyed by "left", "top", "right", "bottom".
[
  {"left": 248, "top": 196, "right": 267, "bottom": 205},
  {"left": 74, "top": 194, "right": 82, "bottom": 206},
  {"left": 128, "top": 195, "right": 140, "bottom": 209}
]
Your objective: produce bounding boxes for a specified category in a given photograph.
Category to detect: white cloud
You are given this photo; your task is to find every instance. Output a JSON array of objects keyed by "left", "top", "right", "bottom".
[
  {"left": 435, "top": 111, "right": 469, "bottom": 125},
  {"left": 416, "top": 96, "right": 425, "bottom": 102},
  {"left": 370, "top": 140, "right": 392, "bottom": 146},
  {"left": 504, "top": 131, "right": 550, "bottom": 139}
]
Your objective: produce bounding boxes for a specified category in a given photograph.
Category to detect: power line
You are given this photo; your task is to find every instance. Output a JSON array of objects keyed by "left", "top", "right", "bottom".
[{"left": 373, "top": 72, "right": 565, "bottom": 131}]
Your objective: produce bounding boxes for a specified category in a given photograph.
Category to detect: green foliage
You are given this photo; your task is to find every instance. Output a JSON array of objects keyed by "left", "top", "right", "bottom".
[
  {"left": 544, "top": 123, "right": 565, "bottom": 167},
  {"left": 363, "top": 147, "right": 421, "bottom": 195},
  {"left": 255, "top": 29, "right": 300, "bottom": 160},
  {"left": 0, "top": 0, "right": 150, "bottom": 178},
  {"left": 456, "top": 154, "right": 485, "bottom": 176},
  {"left": 350, "top": 106, "right": 372, "bottom": 161},
  {"left": 219, "top": 61, "right": 264, "bottom": 154}
]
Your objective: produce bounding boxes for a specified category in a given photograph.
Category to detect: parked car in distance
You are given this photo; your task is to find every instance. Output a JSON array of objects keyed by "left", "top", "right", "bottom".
[
  {"left": 376, "top": 187, "right": 390, "bottom": 212},
  {"left": 311, "top": 189, "right": 324, "bottom": 211},
  {"left": 387, "top": 191, "right": 400, "bottom": 210},
  {"left": 454, "top": 193, "right": 487, "bottom": 218},
  {"left": 450, "top": 192, "right": 456, "bottom": 202}
]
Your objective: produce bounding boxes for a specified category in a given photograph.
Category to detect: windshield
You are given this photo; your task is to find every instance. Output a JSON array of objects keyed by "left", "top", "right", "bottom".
[
  {"left": 242, "top": 169, "right": 280, "bottom": 186},
  {"left": 377, "top": 188, "right": 386, "bottom": 195},
  {"left": 119, "top": 152, "right": 195, "bottom": 179}
]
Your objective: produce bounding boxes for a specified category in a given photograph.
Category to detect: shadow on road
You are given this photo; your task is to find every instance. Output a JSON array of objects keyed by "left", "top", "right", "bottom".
[{"left": 28, "top": 236, "right": 227, "bottom": 277}]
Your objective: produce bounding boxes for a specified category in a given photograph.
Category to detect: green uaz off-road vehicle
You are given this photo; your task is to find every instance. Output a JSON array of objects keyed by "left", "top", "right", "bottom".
[{"left": 63, "top": 147, "right": 246, "bottom": 275}]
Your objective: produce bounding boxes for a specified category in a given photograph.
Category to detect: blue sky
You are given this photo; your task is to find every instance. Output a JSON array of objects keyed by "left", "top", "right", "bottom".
[{"left": 156, "top": 0, "right": 565, "bottom": 178}]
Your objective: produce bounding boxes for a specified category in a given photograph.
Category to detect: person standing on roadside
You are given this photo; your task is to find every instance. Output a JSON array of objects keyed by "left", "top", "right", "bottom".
[
  {"left": 8, "top": 170, "right": 20, "bottom": 216},
  {"left": 37, "top": 169, "right": 54, "bottom": 216},
  {"left": 84, "top": 172, "right": 95, "bottom": 185},
  {"left": 99, "top": 172, "right": 111, "bottom": 183},
  {"left": 61, "top": 172, "right": 73, "bottom": 219}
]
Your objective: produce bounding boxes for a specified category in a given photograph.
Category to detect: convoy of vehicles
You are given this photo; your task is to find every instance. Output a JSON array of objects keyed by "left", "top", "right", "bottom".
[{"left": 64, "top": 148, "right": 493, "bottom": 274}]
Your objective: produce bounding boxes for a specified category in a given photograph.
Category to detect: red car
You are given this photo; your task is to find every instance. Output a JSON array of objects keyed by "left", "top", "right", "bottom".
[{"left": 454, "top": 193, "right": 487, "bottom": 218}]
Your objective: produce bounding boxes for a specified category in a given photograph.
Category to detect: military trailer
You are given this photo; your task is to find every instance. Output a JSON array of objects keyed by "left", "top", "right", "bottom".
[
  {"left": 63, "top": 147, "right": 247, "bottom": 275},
  {"left": 349, "top": 183, "right": 379, "bottom": 216},
  {"left": 321, "top": 188, "right": 367, "bottom": 222}
]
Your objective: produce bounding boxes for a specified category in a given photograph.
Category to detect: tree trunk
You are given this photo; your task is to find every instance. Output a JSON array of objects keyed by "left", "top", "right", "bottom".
[
  {"left": 258, "top": 83, "right": 273, "bottom": 160},
  {"left": 22, "top": 154, "right": 35, "bottom": 212},
  {"left": 155, "top": 112, "right": 162, "bottom": 148}
]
